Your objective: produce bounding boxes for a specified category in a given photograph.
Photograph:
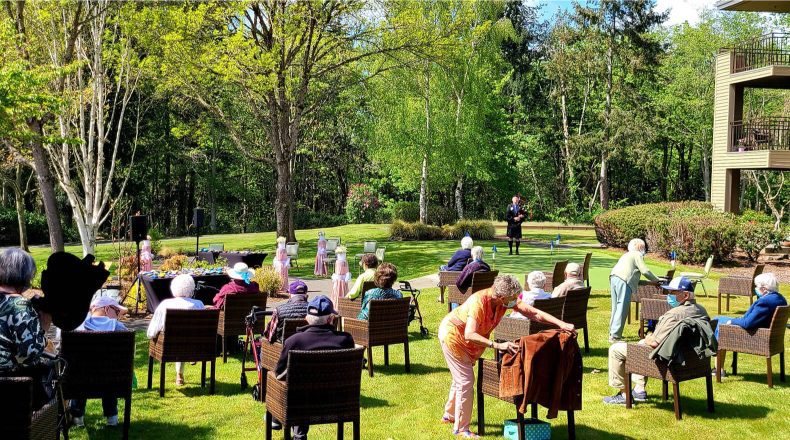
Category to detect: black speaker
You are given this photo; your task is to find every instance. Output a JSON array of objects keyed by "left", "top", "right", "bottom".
[
  {"left": 193, "top": 208, "right": 205, "bottom": 229},
  {"left": 130, "top": 215, "right": 148, "bottom": 243}
]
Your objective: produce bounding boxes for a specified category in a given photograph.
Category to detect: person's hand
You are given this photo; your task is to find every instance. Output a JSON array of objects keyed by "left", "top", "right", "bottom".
[
  {"left": 495, "top": 341, "right": 518, "bottom": 354},
  {"left": 560, "top": 322, "right": 576, "bottom": 334},
  {"left": 725, "top": 320, "right": 732, "bottom": 326}
]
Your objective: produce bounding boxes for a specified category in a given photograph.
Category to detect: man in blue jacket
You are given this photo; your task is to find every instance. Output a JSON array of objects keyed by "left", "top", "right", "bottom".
[{"left": 714, "top": 272, "right": 787, "bottom": 340}]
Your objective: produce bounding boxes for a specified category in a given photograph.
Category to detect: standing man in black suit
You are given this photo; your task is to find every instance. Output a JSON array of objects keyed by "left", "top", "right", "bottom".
[{"left": 506, "top": 195, "right": 525, "bottom": 255}]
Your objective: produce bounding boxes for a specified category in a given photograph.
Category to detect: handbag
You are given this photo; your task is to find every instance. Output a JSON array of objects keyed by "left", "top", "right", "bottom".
[{"left": 504, "top": 418, "right": 551, "bottom": 440}]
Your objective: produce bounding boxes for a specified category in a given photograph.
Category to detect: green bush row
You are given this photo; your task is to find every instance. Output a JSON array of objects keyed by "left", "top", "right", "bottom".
[
  {"left": 390, "top": 219, "right": 495, "bottom": 241},
  {"left": 387, "top": 201, "right": 458, "bottom": 226},
  {"left": 594, "top": 202, "right": 782, "bottom": 263}
]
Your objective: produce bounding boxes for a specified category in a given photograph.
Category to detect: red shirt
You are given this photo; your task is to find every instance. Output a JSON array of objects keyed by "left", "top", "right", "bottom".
[{"left": 213, "top": 280, "right": 261, "bottom": 309}]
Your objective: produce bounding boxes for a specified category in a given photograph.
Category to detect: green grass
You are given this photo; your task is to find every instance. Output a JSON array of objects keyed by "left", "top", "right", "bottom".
[{"left": 37, "top": 224, "right": 788, "bottom": 439}]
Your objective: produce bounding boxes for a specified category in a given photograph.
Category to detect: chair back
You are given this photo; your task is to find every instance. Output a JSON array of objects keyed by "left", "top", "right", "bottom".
[
  {"left": 751, "top": 264, "right": 765, "bottom": 288},
  {"left": 326, "top": 238, "right": 341, "bottom": 253},
  {"left": 634, "top": 281, "right": 663, "bottom": 303},
  {"left": 703, "top": 255, "right": 714, "bottom": 275},
  {"left": 529, "top": 296, "right": 566, "bottom": 332},
  {"left": 361, "top": 280, "right": 376, "bottom": 299},
  {"left": 282, "top": 318, "right": 309, "bottom": 341},
  {"left": 363, "top": 241, "right": 377, "bottom": 253},
  {"left": 375, "top": 247, "right": 385, "bottom": 262},
  {"left": 221, "top": 293, "right": 267, "bottom": 335},
  {"left": 0, "top": 377, "right": 34, "bottom": 438},
  {"left": 438, "top": 271, "right": 461, "bottom": 287},
  {"left": 283, "top": 347, "right": 364, "bottom": 424},
  {"left": 286, "top": 242, "right": 299, "bottom": 258},
  {"left": 198, "top": 251, "right": 216, "bottom": 264},
  {"left": 552, "top": 260, "right": 569, "bottom": 287},
  {"left": 161, "top": 309, "right": 220, "bottom": 362},
  {"left": 470, "top": 270, "right": 499, "bottom": 293},
  {"left": 768, "top": 305, "right": 790, "bottom": 355},
  {"left": 495, "top": 316, "right": 534, "bottom": 342},
  {"left": 367, "top": 298, "right": 411, "bottom": 345},
  {"left": 209, "top": 243, "right": 224, "bottom": 252},
  {"left": 60, "top": 331, "right": 135, "bottom": 400},
  {"left": 640, "top": 298, "right": 671, "bottom": 321},
  {"left": 562, "top": 287, "right": 591, "bottom": 328},
  {"left": 582, "top": 252, "right": 592, "bottom": 284}
]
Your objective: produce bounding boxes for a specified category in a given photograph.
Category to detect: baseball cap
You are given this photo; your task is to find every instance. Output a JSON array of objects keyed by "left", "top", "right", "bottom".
[
  {"left": 289, "top": 280, "right": 308, "bottom": 295},
  {"left": 662, "top": 277, "right": 695, "bottom": 293},
  {"left": 307, "top": 295, "right": 336, "bottom": 316}
]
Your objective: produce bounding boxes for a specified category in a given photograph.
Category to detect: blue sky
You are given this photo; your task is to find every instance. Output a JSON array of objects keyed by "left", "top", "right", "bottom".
[{"left": 529, "top": 0, "right": 717, "bottom": 26}]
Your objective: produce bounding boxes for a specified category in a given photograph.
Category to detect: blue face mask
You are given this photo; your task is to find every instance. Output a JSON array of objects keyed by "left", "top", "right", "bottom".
[
  {"left": 754, "top": 288, "right": 763, "bottom": 298},
  {"left": 667, "top": 294, "right": 680, "bottom": 308},
  {"left": 505, "top": 298, "right": 518, "bottom": 309}
]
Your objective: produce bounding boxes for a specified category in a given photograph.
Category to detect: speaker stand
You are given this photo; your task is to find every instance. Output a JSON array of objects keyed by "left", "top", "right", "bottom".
[
  {"left": 195, "top": 225, "right": 201, "bottom": 256},
  {"left": 133, "top": 240, "right": 142, "bottom": 314}
]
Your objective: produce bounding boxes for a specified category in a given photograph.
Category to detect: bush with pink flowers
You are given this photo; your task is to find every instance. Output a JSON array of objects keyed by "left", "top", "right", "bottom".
[{"left": 345, "top": 184, "right": 381, "bottom": 224}]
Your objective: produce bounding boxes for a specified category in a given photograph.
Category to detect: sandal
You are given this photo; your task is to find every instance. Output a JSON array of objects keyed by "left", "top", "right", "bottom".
[
  {"left": 175, "top": 376, "right": 185, "bottom": 386},
  {"left": 454, "top": 430, "right": 480, "bottom": 439},
  {"left": 441, "top": 415, "right": 454, "bottom": 424}
]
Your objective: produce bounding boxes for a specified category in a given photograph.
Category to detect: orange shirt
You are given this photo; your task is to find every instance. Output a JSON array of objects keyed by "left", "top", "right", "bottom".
[{"left": 440, "top": 288, "right": 507, "bottom": 362}]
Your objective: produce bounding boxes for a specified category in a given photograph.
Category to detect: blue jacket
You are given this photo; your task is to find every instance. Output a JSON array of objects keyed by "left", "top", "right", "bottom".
[
  {"left": 446, "top": 249, "right": 472, "bottom": 271},
  {"left": 730, "top": 291, "right": 787, "bottom": 329}
]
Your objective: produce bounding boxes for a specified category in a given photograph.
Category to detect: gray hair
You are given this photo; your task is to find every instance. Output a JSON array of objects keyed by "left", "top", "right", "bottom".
[
  {"left": 628, "top": 238, "right": 646, "bottom": 253},
  {"left": 471, "top": 246, "right": 484, "bottom": 261},
  {"left": 305, "top": 314, "right": 332, "bottom": 326},
  {"left": 170, "top": 274, "right": 195, "bottom": 298},
  {"left": 492, "top": 275, "right": 521, "bottom": 299},
  {"left": 461, "top": 236, "right": 474, "bottom": 250},
  {"left": 527, "top": 271, "right": 546, "bottom": 290},
  {"left": 754, "top": 273, "right": 778, "bottom": 292},
  {"left": 0, "top": 247, "right": 36, "bottom": 292}
]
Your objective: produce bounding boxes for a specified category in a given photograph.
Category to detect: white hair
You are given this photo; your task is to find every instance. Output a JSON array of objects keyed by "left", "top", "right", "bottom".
[
  {"left": 527, "top": 271, "right": 546, "bottom": 290},
  {"left": 754, "top": 273, "right": 778, "bottom": 292},
  {"left": 305, "top": 314, "right": 332, "bottom": 326},
  {"left": 565, "top": 262, "right": 581, "bottom": 278},
  {"left": 461, "top": 236, "right": 474, "bottom": 250},
  {"left": 471, "top": 246, "right": 484, "bottom": 261},
  {"left": 170, "top": 274, "right": 195, "bottom": 298},
  {"left": 628, "top": 238, "right": 646, "bottom": 253}
]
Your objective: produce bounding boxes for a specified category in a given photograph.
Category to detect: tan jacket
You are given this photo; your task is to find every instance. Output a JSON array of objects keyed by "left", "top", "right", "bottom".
[{"left": 551, "top": 278, "right": 585, "bottom": 298}]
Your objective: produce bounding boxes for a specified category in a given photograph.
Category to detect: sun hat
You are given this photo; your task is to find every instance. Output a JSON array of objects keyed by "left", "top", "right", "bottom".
[
  {"left": 661, "top": 276, "right": 695, "bottom": 293},
  {"left": 307, "top": 295, "right": 336, "bottom": 316},
  {"left": 289, "top": 280, "right": 308, "bottom": 295},
  {"left": 228, "top": 262, "right": 255, "bottom": 284},
  {"left": 90, "top": 295, "right": 128, "bottom": 313}
]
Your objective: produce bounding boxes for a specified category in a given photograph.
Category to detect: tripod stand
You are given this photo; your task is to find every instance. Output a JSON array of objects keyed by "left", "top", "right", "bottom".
[{"left": 133, "top": 239, "right": 142, "bottom": 315}]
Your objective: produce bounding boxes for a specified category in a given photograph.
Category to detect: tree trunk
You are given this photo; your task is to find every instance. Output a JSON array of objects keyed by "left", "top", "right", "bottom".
[
  {"left": 29, "top": 136, "right": 64, "bottom": 251},
  {"left": 660, "top": 140, "right": 669, "bottom": 200},
  {"left": 455, "top": 175, "right": 464, "bottom": 220},
  {"left": 600, "top": 15, "right": 614, "bottom": 210},
  {"left": 701, "top": 137, "right": 711, "bottom": 202},
  {"left": 560, "top": 92, "right": 576, "bottom": 207},
  {"left": 419, "top": 154, "right": 428, "bottom": 224},
  {"left": 13, "top": 166, "right": 28, "bottom": 251},
  {"left": 600, "top": 153, "right": 609, "bottom": 210},
  {"left": 275, "top": 158, "right": 295, "bottom": 240}
]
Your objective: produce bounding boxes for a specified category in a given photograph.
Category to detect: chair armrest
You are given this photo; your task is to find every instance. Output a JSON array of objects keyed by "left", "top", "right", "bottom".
[
  {"left": 264, "top": 370, "right": 287, "bottom": 419},
  {"left": 717, "top": 324, "right": 770, "bottom": 354}
]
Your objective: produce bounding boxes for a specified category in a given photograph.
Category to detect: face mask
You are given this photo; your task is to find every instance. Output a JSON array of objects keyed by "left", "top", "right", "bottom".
[
  {"left": 505, "top": 298, "right": 518, "bottom": 309},
  {"left": 666, "top": 294, "right": 680, "bottom": 308},
  {"left": 754, "top": 288, "right": 763, "bottom": 298},
  {"left": 640, "top": 250, "right": 646, "bottom": 257}
]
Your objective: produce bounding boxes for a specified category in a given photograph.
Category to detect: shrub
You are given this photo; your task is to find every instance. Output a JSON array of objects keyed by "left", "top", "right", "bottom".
[
  {"left": 389, "top": 220, "right": 443, "bottom": 241},
  {"left": 148, "top": 227, "right": 163, "bottom": 255},
  {"left": 345, "top": 184, "right": 381, "bottom": 224},
  {"left": 294, "top": 210, "right": 346, "bottom": 229},
  {"left": 390, "top": 219, "right": 495, "bottom": 241},
  {"left": 158, "top": 246, "right": 179, "bottom": 258},
  {"left": 737, "top": 220, "right": 782, "bottom": 262},
  {"left": 389, "top": 201, "right": 420, "bottom": 223},
  {"left": 253, "top": 266, "right": 283, "bottom": 295},
  {"left": 451, "top": 219, "right": 496, "bottom": 240},
  {"left": 428, "top": 205, "right": 458, "bottom": 226},
  {"left": 160, "top": 254, "right": 188, "bottom": 271}
]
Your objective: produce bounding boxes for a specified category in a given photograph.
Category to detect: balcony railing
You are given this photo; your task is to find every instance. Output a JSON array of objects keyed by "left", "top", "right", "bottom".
[
  {"left": 730, "top": 117, "right": 790, "bottom": 152},
  {"left": 730, "top": 32, "right": 790, "bottom": 73}
]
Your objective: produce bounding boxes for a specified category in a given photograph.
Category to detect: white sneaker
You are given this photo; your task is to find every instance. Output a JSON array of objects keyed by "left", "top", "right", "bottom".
[
  {"left": 72, "top": 416, "right": 85, "bottom": 427},
  {"left": 106, "top": 415, "right": 118, "bottom": 426}
]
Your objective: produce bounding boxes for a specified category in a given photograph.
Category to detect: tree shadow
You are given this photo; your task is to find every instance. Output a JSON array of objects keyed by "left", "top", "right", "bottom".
[
  {"left": 73, "top": 419, "right": 215, "bottom": 440},
  {"left": 360, "top": 395, "right": 391, "bottom": 408},
  {"left": 718, "top": 371, "right": 786, "bottom": 388},
  {"left": 633, "top": 396, "right": 771, "bottom": 420},
  {"left": 367, "top": 362, "right": 447, "bottom": 376}
]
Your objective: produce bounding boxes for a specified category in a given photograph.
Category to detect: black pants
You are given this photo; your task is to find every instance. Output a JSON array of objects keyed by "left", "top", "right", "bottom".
[{"left": 69, "top": 397, "right": 118, "bottom": 418}]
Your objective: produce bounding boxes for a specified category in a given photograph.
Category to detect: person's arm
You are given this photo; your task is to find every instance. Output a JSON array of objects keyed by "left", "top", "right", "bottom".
[
  {"left": 729, "top": 300, "right": 766, "bottom": 329},
  {"left": 146, "top": 308, "right": 163, "bottom": 339},
  {"left": 447, "top": 251, "right": 462, "bottom": 269},
  {"left": 513, "top": 301, "right": 575, "bottom": 333},
  {"left": 274, "top": 339, "right": 292, "bottom": 377},
  {"left": 634, "top": 254, "right": 660, "bottom": 282},
  {"left": 464, "top": 317, "right": 517, "bottom": 354},
  {"left": 455, "top": 266, "right": 473, "bottom": 290},
  {"left": 347, "top": 274, "right": 365, "bottom": 299}
]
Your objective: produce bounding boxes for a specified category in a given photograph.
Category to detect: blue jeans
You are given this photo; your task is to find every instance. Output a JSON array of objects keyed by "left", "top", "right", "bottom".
[
  {"left": 69, "top": 397, "right": 118, "bottom": 418},
  {"left": 712, "top": 316, "right": 736, "bottom": 340},
  {"left": 609, "top": 276, "right": 632, "bottom": 339}
]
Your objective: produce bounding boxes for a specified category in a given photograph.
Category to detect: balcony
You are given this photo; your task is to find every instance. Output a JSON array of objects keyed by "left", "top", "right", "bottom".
[
  {"left": 730, "top": 117, "right": 790, "bottom": 152},
  {"left": 730, "top": 33, "right": 790, "bottom": 74}
]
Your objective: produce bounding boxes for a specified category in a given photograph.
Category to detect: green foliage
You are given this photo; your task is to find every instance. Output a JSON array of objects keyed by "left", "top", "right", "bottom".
[
  {"left": 253, "top": 266, "right": 283, "bottom": 296},
  {"left": 0, "top": 207, "right": 49, "bottom": 246},
  {"left": 389, "top": 201, "right": 420, "bottom": 223},
  {"left": 390, "top": 219, "right": 495, "bottom": 241},
  {"left": 737, "top": 220, "right": 783, "bottom": 262},
  {"left": 345, "top": 184, "right": 381, "bottom": 224},
  {"left": 148, "top": 227, "right": 163, "bottom": 256}
]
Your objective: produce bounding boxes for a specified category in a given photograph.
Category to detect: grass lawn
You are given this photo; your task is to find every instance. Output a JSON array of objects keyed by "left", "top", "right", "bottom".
[{"left": 35, "top": 224, "right": 788, "bottom": 439}]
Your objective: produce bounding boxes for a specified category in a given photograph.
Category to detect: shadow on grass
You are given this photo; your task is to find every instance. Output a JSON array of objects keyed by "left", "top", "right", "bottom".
[
  {"left": 73, "top": 420, "right": 216, "bottom": 440},
  {"left": 719, "top": 371, "right": 787, "bottom": 388},
  {"left": 634, "top": 396, "right": 771, "bottom": 420},
  {"left": 361, "top": 395, "right": 391, "bottom": 408},
  {"left": 367, "top": 362, "right": 447, "bottom": 376}
]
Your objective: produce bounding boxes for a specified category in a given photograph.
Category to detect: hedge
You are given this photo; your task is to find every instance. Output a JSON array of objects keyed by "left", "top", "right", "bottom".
[
  {"left": 594, "top": 202, "right": 781, "bottom": 263},
  {"left": 388, "top": 201, "right": 458, "bottom": 226},
  {"left": 390, "top": 219, "right": 495, "bottom": 241}
]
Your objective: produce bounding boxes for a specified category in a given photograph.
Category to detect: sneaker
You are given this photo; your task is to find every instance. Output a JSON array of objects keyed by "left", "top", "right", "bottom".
[
  {"left": 608, "top": 336, "right": 623, "bottom": 344},
  {"left": 270, "top": 419, "right": 282, "bottom": 430},
  {"left": 72, "top": 416, "right": 85, "bottom": 427},
  {"left": 454, "top": 430, "right": 480, "bottom": 439},
  {"left": 632, "top": 390, "right": 648, "bottom": 402},
  {"left": 712, "top": 369, "right": 727, "bottom": 378},
  {"left": 602, "top": 392, "right": 627, "bottom": 405},
  {"left": 106, "top": 415, "right": 118, "bottom": 426}
]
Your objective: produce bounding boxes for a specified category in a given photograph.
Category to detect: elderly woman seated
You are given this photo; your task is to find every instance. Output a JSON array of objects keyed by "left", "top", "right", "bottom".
[
  {"left": 213, "top": 262, "right": 260, "bottom": 309},
  {"left": 146, "top": 274, "right": 204, "bottom": 386},
  {"left": 455, "top": 246, "right": 490, "bottom": 291},
  {"left": 510, "top": 271, "right": 551, "bottom": 319},
  {"left": 358, "top": 263, "right": 403, "bottom": 320},
  {"left": 441, "top": 236, "right": 474, "bottom": 271}
]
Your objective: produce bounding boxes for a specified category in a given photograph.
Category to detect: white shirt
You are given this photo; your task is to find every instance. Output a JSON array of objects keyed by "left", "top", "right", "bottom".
[
  {"left": 146, "top": 297, "right": 204, "bottom": 339},
  {"left": 510, "top": 288, "right": 551, "bottom": 319}
]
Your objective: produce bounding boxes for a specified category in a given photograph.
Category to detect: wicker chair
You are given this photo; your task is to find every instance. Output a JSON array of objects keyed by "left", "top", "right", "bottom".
[
  {"left": 264, "top": 347, "right": 365, "bottom": 440},
  {"left": 563, "top": 287, "right": 592, "bottom": 353},
  {"left": 629, "top": 282, "right": 662, "bottom": 325},
  {"left": 218, "top": 293, "right": 267, "bottom": 363},
  {"left": 437, "top": 271, "right": 462, "bottom": 304},
  {"left": 716, "top": 305, "right": 789, "bottom": 388},
  {"left": 541, "top": 260, "right": 568, "bottom": 292},
  {"left": 0, "top": 377, "right": 58, "bottom": 440},
  {"left": 337, "top": 281, "right": 375, "bottom": 331},
  {"left": 493, "top": 297, "right": 566, "bottom": 343},
  {"left": 717, "top": 264, "right": 764, "bottom": 315},
  {"left": 147, "top": 309, "right": 220, "bottom": 397},
  {"left": 259, "top": 318, "right": 308, "bottom": 402},
  {"left": 447, "top": 270, "right": 499, "bottom": 313},
  {"left": 582, "top": 252, "right": 592, "bottom": 288},
  {"left": 61, "top": 331, "right": 136, "bottom": 439},
  {"left": 638, "top": 298, "right": 671, "bottom": 339},
  {"left": 624, "top": 343, "right": 714, "bottom": 420},
  {"left": 344, "top": 298, "right": 411, "bottom": 377}
]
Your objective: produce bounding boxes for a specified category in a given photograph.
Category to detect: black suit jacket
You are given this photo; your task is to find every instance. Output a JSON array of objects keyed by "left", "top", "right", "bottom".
[{"left": 275, "top": 324, "right": 355, "bottom": 376}]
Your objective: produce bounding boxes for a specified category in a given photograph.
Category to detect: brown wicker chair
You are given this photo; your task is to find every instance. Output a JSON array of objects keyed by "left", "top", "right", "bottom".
[
  {"left": 265, "top": 347, "right": 365, "bottom": 440},
  {"left": 61, "top": 331, "right": 136, "bottom": 439},
  {"left": 541, "top": 260, "right": 568, "bottom": 292},
  {"left": 447, "top": 270, "right": 498, "bottom": 313},
  {"left": 337, "top": 281, "right": 375, "bottom": 331},
  {"left": 0, "top": 377, "right": 58, "bottom": 440},
  {"left": 563, "top": 287, "right": 592, "bottom": 353},
  {"left": 147, "top": 308, "right": 220, "bottom": 397},
  {"left": 638, "top": 298, "right": 671, "bottom": 339},
  {"left": 259, "top": 318, "right": 308, "bottom": 402},
  {"left": 344, "top": 298, "right": 411, "bottom": 377},
  {"left": 716, "top": 305, "right": 789, "bottom": 388},
  {"left": 717, "top": 264, "right": 764, "bottom": 315},
  {"left": 582, "top": 252, "right": 592, "bottom": 288},
  {"left": 624, "top": 343, "right": 714, "bottom": 420},
  {"left": 493, "top": 296, "right": 566, "bottom": 343},
  {"left": 218, "top": 293, "right": 267, "bottom": 363},
  {"left": 437, "top": 271, "right": 462, "bottom": 304},
  {"left": 476, "top": 359, "right": 576, "bottom": 440}
]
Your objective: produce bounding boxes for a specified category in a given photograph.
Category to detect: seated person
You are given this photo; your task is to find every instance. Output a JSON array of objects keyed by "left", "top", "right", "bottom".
[
  {"left": 440, "top": 236, "right": 473, "bottom": 272},
  {"left": 455, "top": 246, "right": 490, "bottom": 291},
  {"left": 213, "top": 262, "right": 260, "bottom": 309},
  {"left": 357, "top": 263, "right": 403, "bottom": 320},
  {"left": 511, "top": 271, "right": 552, "bottom": 319},
  {"left": 273, "top": 295, "right": 355, "bottom": 439},
  {"left": 604, "top": 277, "right": 709, "bottom": 405},
  {"left": 552, "top": 262, "right": 585, "bottom": 298},
  {"left": 70, "top": 296, "right": 129, "bottom": 427},
  {"left": 264, "top": 280, "right": 309, "bottom": 343},
  {"left": 146, "top": 274, "right": 204, "bottom": 386},
  {"left": 346, "top": 254, "right": 379, "bottom": 300},
  {"left": 714, "top": 272, "right": 787, "bottom": 341}
]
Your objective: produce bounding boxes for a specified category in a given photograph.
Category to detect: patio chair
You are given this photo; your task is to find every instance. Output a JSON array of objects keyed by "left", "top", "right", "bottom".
[
  {"left": 542, "top": 260, "right": 568, "bottom": 292},
  {"left": 624, "top": 343, "right": 714, "bottom": 420},
  {"left": 218, "top": 293, "right": 267, "bottom": 363},
  {"left": 437, "top": 271, "right": 462, "bottom": 304},
  {"left": 264, "top": 347, "right": 365, "bottom": 440},
  {"left": 208, "top": 243, "right": 224, "bottom": 252},
  {"left": 354, "top": 241, "right": 378, "bottom": 273},
  {"left": 447, "top": 270, "right": 499, "bottom": 312},
  {"left": 61, "top": 330, "right": 136, "bottom": 439},
  {"left": 325, "top": 238, "right": 341, "bottom": 255},
  {"left": 259, "top": 318, "right": 308, "bottom": 402},
  {"left": 562, "top": 287, "right": 592, "bottom": 353},
  {"left": 717, "top": 264, "right": 764, "bottom": 315},
  {"left": 0, "top": 376, "right": 59, "bottom": 440},
  {"left": 629, "top": 269, "right": 674, "bottom": 325},
  {"left": 582, "top": 252, "right": 592, "bottom": 288},
  {"left": 375, "top": 246, "right": 385, "bottom": 263},
  {"left": 147, "top": 309, "right": 220, "bottom": 397},
  {"left": 638, "top": 298, "right": 671, "bottom": 339},
  {"left": 344, "top": 298, "right": 411, "bottom": 377},
  {"left": 494, "top": 297, "right": 566, "bottom": 343},
  {"left": 337, "top": 281, "right": 375, "bottom": 331},
  {"left": 285, "top": 242, "right": 299, "bottom": 268},
  {"left": 716, "top": 305, "right": 788, "bottom": 388},
  {"left": 679, "top": 255, "right": 713, "bottom": 297}
]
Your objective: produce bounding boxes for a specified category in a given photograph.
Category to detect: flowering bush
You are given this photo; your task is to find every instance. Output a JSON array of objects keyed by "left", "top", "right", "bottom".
[{"left": 345, "top": 183, "right": 381, "bottom": 224}]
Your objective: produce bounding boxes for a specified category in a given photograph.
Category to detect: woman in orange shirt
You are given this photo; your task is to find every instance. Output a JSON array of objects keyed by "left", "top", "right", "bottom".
[{"left": 438, "top": 275, "right": 575, "bottom": 438}]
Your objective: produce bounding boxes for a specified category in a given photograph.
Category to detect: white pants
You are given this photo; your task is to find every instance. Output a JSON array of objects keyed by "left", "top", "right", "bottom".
[{"left": 608, "top": 342, "right": 646, "bottom": 390}]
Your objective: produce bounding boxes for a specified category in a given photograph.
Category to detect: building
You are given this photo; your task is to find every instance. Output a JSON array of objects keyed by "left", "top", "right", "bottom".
[{"left": 711, "top": 0, "right": 790, "bottom": 212}]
